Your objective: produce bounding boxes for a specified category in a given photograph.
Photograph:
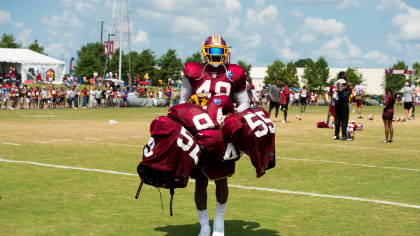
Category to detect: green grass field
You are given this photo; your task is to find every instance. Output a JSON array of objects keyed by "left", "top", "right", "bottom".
[{"left": 1, "top": 105, "right": 419, "bottom": 235}]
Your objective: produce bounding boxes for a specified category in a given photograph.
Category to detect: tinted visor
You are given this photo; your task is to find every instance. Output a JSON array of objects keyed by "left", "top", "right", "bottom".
[{"left": 208, "top": 47, "right": 224, "bottom": 55}]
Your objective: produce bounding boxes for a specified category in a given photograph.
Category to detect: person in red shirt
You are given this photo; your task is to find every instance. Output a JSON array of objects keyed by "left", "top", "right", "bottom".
[
  {"left": 280, "top": 80, "right": 290, "bottom": 123},
  {"left": 327, "top": 85, "right": 336, "bottom": 127},
  {"left": 148, "top": 89, "right": 154, "bottom": 98},
  {"left": 33, "top": 86, "right": 40, "bottom": 109},
  {"left": 9, "top": 87, "right": 16, "bottom": 108},
  {"left": 81, "top": 87, "right": 88, "bottom": 108},
  {"left": 139, "top": 86, "right": 145, "bottom": 96},
  {"left": 382, "top": 87, "right": 395, "bottom": 143}
]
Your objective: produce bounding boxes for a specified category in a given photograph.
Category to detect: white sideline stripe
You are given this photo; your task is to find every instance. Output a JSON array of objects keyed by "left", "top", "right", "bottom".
[
  {"left": 0, "top": 158, "right": 135, "bottom": 176},
  {"left": 227, "top": 184, "right": 420, "bottom": 209},
  {"left": 276, "top": 157, "right": 420, "bottom": 172},
  {"left": 1, "top": 142, "right": 20, "bottom": 146},
  {"left": 84, "top": 138, "right": 102, "bottom": 141},
  {"left": 31, "top": 141, "right": 49, "bottom": 144},
  {"left": 109, "top": 136, "right": 128, "bottom": 140},
  {"left": 22, "top": 115, "right": 56, "bottom": 118},
  {"left": 1, "top": 158, "right": 419, "bottom": 210},
  {"left": 50, "top": 139, "right": 71, "bottom": 142}
]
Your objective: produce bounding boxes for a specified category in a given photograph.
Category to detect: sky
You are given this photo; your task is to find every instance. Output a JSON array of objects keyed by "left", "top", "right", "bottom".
[{"left": 1, "top": 0, "right": 420, "bottom": 69}]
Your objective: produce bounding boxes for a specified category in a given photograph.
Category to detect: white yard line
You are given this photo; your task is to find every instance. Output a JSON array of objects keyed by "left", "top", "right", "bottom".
[
  {"left": 0, "top": 136, "right": 141, "bottom": 148},
  {"left": 1, "top": 158, "right": 419, "bottom": 210},
  {"left": 1, "top": 142, "right": 21, "bottom": 146},
  {"left": 31, "top": 141, "right": 49, "bottom": 144},
  {"left": 227, "top": 184, "right": 420, "bottom": 209},
  {"left": 276, "top": 157, "right": 420, "bottom": 172},
  {"left": 22, "top": 115, "right": 56, "bottom": 118},
  {"left": 279, "top": 140, "right": 420, "bottom": 153},
  {"left": 109, "top": 136, "right": 128, "bottom": 140},
  {"left": 0, "top": 158, "right": 135, "bottom": 176},
  {"left": 84, "top": 138, "right": 102, "bottom": 141}
]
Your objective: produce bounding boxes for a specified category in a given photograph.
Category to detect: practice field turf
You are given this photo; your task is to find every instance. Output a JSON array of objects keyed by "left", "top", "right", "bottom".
[{"left": 1, "top": 105, "right": 419, "bottom": 235}]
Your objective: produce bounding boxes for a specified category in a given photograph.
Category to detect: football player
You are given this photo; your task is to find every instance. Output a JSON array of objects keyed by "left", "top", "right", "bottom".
[{"left": 180, "top": 35, "right": 250, "bottom": 236}]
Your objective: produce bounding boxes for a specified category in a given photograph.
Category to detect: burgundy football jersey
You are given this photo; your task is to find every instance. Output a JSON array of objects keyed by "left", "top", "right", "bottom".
[
  {"left": 139, "top": 116, "right": 200, "bottom": 188},
  {"left": 183, "top": 62, "right": 247, "bottom": 100},
  {"left": 194, "top": 129, "right": 225, "bottom": 161},
  {"left": 222, "top": 107, "right": 276, "bottom": 177},
  {"left": 205, "top": 95, "right": 235, "bottom": 126},
  {"left": 194, "top": 128, "right": 240, "bottom": 180},
  {"left": 168, "top": 103, "right": 217, "bottom": 135}
]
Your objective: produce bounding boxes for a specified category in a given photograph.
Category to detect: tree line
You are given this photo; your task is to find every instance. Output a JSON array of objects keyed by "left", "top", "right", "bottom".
[
  {"left": 1, "top": 33, "right": 419, "bottom": 92},
  {"left": 0, "top": 33, "right": 45, "bottom": 54}
]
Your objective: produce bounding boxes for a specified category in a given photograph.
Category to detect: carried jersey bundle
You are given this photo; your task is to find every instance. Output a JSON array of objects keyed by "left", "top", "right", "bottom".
[
  {"left": 135, "top": 96, "right": 276, "bottom": 215},
  {"left": 317, "top": 121, "right": 329, "bottom": 128},
  {"left": 222, "top": 107, "right": 276, "bottom": 177}
]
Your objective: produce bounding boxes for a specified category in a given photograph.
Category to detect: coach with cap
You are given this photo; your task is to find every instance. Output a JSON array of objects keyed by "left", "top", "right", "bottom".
[{"left": 334, "top": 71, "right": 352, "bottom": 140}]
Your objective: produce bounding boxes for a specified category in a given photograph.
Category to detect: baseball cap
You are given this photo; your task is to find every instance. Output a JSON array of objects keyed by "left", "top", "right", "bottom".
[{"left": 337, "top": 79, "right": 346, "bottom": 84}]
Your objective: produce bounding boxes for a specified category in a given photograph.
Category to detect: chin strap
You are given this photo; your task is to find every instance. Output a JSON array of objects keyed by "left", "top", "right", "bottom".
[
  {"left": 197, "top": 63, "right": 210, "bottom": 81},
  {"left": 199, "top": 63, "right": 232, "bottom": 82},
  {"left": 221, "top": 63, "right": 233, "bottom": 82}
]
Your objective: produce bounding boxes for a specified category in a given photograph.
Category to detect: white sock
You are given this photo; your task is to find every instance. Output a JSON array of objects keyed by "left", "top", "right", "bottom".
[
  {"left": 212, "top": 202, "right": 226, "bottom": 235},
  {"left": 197, "top": 209, "right": 210, "bottom": 236}
]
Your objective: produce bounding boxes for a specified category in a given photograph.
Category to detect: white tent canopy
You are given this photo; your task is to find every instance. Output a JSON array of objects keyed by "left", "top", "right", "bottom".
[{"left": 0, "top": 48, "right": 65, "bottom": 83}]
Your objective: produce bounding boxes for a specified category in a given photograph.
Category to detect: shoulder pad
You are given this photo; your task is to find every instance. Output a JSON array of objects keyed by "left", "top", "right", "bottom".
[
  {"left": 150, "top": 116, "right": 181, "bottom": 136},
  {"left": 183, "top": 62, "right": 205, "bottom": 80},
  {"left": 226, "top": 64, "right": 246, "bottom": 83}
]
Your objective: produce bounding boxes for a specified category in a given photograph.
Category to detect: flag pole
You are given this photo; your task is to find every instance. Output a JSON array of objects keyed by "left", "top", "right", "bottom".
[{"left": 118, "top": 0, "right": 123, "bottom": 81}]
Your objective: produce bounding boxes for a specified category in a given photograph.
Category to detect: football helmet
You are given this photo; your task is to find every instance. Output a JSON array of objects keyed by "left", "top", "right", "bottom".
[
  {"left": 201, "top": 35, "right": 229, "bottom": 67},
  {"left": 188, "top": 93, "right": 209, "bottom": 107}
]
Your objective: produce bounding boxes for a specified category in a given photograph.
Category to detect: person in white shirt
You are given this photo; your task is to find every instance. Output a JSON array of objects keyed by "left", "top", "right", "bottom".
[
  {"left": 294, "top": 89, "right": 299, "bottom": 107},
  {"left": 66, "top": 88, "right": 74, "bottom": 108},
  {"left": 354, "top": 83, "right": 365, "bottom": 118},
  {"left": 403, "top": 82, "right": 413, "bottom": 120},
  {"left": 300, "top": 87, "right": 308, "bottom": 112},
  {"left": 41, "top": 88, "right": 48, "bottom": 109},
  {"left": 156, "top": 88, "right": 163, "bottom": 99},
  {"left": 89, "top": 87, "right": 96, "bottom": 108}
]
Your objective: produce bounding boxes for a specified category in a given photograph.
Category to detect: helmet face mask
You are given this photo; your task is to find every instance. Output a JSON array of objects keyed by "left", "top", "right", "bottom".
[{"left": 201, "top": 35, "right": 229, "bottom": 67}]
